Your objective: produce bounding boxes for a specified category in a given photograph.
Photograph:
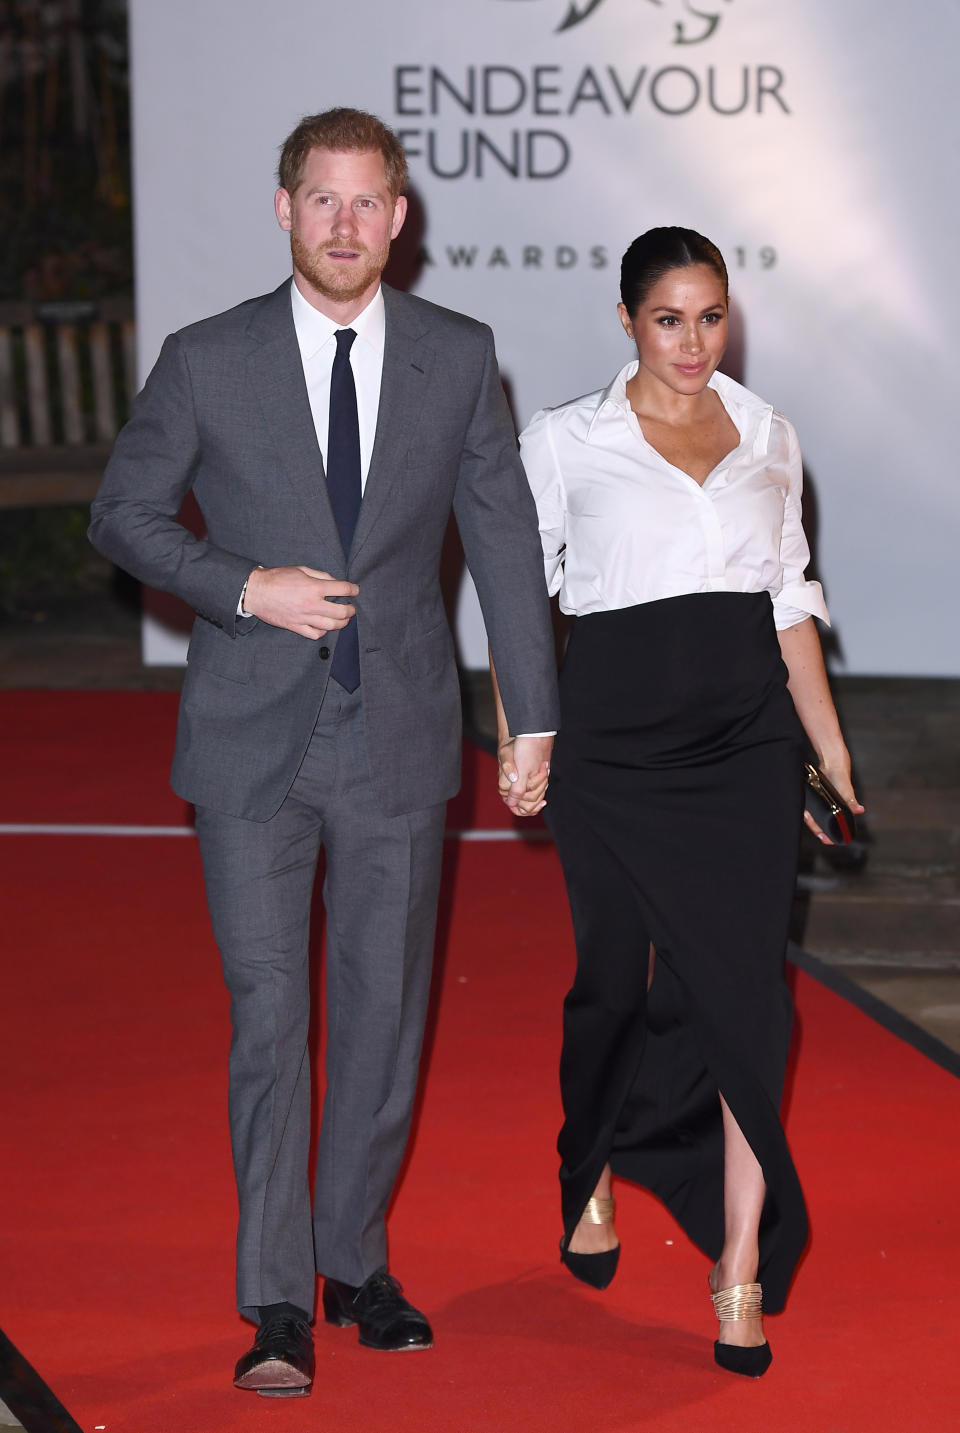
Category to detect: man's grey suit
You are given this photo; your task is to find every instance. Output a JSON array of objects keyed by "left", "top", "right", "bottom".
[{"left": 89, "top": 279, "right": 559, "bottom": 1318}]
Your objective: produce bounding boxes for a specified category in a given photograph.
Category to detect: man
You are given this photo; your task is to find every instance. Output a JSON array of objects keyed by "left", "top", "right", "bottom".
[{"left": 89, "top": 108, "right": 557, "bottom": 1397}]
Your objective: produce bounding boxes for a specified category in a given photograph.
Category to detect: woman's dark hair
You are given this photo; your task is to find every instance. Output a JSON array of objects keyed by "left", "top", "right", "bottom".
[{"left": 620, "top": 227, "right": 728, "bottom": 316}]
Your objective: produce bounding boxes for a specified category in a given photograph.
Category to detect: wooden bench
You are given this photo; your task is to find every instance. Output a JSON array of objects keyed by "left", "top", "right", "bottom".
[{"left": 0, "top": 297, "right": 134, "bottom": 508}]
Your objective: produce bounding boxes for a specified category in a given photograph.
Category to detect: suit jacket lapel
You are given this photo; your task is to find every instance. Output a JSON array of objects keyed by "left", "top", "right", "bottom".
[
  {"left": 245, "top": 280, "right": 345, "bottom": 564},
  {"left": 349, "top": 285, "right": 433, "bottom": 564}
]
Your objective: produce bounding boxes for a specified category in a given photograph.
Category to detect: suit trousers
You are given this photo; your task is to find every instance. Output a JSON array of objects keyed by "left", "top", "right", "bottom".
[{"left": 194, "top": 681, "right": 446, "bottom": 1320}]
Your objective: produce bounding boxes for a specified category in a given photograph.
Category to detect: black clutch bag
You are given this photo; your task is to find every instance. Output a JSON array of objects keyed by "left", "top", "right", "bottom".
[{"left": 803, "top": 762, "right": 857, "bottom": 844}]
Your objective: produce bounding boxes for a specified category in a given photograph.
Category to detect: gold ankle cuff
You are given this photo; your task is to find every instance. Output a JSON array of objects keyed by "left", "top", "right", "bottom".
[
  {"left": 581, "top": 1196, "right": 615, "bottom": 1225},
  {"left": 711, "top": 1283, "right": 763, "bottom": 1322}
]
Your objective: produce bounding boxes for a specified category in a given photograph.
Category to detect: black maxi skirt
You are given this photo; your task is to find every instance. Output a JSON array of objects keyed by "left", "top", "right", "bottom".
[{"left": 546, "top": 591, "right": 809, "bottom": 1313}]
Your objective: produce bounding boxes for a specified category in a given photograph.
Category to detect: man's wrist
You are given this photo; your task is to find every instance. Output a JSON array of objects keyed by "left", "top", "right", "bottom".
[{"left": 238, "top": 566, "right": 262, "bottom": 618}]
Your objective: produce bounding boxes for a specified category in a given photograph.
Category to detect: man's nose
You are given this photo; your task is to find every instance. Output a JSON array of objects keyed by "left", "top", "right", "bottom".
[{"left": 332, "top": 206, "right": 358, "bottom": 238}]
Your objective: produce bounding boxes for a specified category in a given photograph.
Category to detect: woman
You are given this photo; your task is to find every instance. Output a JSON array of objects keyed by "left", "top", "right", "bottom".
[{"left": 497, "top": 228, "right": 862, "bottom": 1376}]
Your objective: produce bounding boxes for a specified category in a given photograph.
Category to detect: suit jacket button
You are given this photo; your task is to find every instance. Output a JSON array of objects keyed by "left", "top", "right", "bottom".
[{"left": 319, "top": 645, "right": 330, "bottom": 659}]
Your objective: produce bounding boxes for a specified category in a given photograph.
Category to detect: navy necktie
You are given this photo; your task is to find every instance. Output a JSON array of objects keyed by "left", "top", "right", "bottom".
[{"left": 326, "top": 327, "right": 361, "bottom": 692}]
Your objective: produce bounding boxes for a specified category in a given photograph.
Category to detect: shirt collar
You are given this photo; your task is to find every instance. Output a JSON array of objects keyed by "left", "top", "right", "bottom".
[
  {"left": 585, "top": 359, "right": 638, "bottom": 438},
  {"left": 709, "top": 369, "right": 774, "bottom": 449},
  {"left": 586, "top": 361, "right": 774, "bottom": 449},
  {"left": 290, "top": 281, "right": 386, "bottom": 362}
]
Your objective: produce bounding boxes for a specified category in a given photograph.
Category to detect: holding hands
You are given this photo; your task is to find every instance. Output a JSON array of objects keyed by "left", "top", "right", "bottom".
[
  {"left": 489, "top": 656, "right": 554, "bottom": 816},
  {"left": 498, "top": 734, "right": 553, "bottom": 817}
]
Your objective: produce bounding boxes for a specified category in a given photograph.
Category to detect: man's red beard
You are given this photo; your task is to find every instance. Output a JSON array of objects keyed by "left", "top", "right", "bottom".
[{"left": 290, "top": 231, "right": 391, "bottom": 304}]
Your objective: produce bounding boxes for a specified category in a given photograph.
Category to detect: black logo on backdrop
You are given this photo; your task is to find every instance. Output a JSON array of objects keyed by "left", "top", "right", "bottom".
[
  {"left": 397, "top": 0, "right": 785, "bottom": 182},
  {"left": 497, "top": 0, "right": 734, "bottom": 42}
]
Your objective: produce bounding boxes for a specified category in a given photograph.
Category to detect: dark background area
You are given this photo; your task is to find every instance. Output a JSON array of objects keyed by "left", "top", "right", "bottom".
[
  {"left": 0, "top": 0, "right": 132, "bottom": 621},
  {"left": 1, "top": 0, "right": 131, "bottom": 305}
]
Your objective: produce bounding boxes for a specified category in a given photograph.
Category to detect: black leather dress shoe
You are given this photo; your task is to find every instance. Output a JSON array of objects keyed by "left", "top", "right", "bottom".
[
  {"left": 233, "top": 1314, "right": 315, "bottom": 1397},
  {"left": 323, "top": 1271, "right": 433, "bottom": 1351}
]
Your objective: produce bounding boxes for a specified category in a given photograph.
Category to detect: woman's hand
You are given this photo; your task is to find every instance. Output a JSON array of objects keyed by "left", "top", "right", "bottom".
[
  {"left": 498, "top": 736, "right": 551, "bottom": 817},
  {"left": 776, "top": 620, "right": 864, "bottom": 846},
  {"left": 803, "top": 745, "right": 865, "bottom": 844}
]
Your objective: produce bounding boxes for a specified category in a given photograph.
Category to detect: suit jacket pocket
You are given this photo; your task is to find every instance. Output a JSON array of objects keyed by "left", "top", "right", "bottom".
[
  {"left": 186, "top": 620, "right": 254, "bottom": 684},
  {"left": 406, "top": 620, "right": 455, "bottom": 679}
]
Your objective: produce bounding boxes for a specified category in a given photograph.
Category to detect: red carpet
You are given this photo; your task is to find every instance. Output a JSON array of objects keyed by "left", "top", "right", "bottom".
[
  {"left": 2, "top": 692, "right": 959, "bottom": 1431},
  {"left": 0, "top": 688, "right": 518, "bottom": 832}
]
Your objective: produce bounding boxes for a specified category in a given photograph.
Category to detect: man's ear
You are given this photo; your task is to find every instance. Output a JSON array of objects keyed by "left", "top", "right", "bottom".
[
  {"left": 390, "top": 195, "right": 408, "bottom": 241},
  {"left": 275, "top": 187, "right": 293, "bottom": 233}
]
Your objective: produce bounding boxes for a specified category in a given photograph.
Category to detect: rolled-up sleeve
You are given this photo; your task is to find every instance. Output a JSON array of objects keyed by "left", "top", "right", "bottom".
[
  {"left": 772, "top": 420, "right": 831, "bottom": 630},
  {"left": 519, "top": 408, "right": 566, "bottom": 597}
]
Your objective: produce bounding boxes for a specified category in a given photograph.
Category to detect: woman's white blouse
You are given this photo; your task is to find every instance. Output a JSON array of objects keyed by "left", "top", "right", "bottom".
[{"left": 519, "top": 363, "right": 830, "bottom": 631}]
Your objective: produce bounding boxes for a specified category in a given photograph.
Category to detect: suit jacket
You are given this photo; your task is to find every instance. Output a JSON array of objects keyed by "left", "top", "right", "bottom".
[{"left": 89, "top": 280, "right": 559, "bottom": 820}]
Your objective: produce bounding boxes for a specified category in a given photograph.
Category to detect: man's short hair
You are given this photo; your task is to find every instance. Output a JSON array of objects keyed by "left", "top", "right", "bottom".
[{"left": 278, "top": 108, "right": 408, "bottom": 200}]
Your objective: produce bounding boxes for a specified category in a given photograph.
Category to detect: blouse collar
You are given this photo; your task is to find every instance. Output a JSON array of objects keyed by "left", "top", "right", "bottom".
[{"left": 587, "top": 361, "right": 775, "bottom": 456}]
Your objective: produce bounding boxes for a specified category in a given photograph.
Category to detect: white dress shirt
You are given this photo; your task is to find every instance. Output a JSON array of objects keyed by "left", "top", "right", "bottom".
[
  {"left": 290, "top": 280, "right": 384, "bottom": 488},
  {"left": 238, "top": 283, "right": 385, "bottom": 617},
  {"left": 519, "top": 363, "right": 829, "bottom": 631}
]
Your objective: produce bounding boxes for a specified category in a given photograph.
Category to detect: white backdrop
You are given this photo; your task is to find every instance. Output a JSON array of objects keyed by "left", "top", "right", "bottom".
[{"left": 130, "top": 0, "right": 958, "bottom": 674}]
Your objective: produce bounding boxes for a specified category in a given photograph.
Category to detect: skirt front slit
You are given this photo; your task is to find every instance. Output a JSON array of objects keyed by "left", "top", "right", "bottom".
[{"left": 546, "top": 591, "right": 809, "bottom": 1312}]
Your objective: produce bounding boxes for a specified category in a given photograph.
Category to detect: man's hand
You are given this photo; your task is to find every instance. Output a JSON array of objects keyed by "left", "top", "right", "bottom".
[
  {"left": 498, "top": 734, "right": 554, "bottom": 816},
  {"left": 243, "top": 566, "right": 358, "bottom": 639}
]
